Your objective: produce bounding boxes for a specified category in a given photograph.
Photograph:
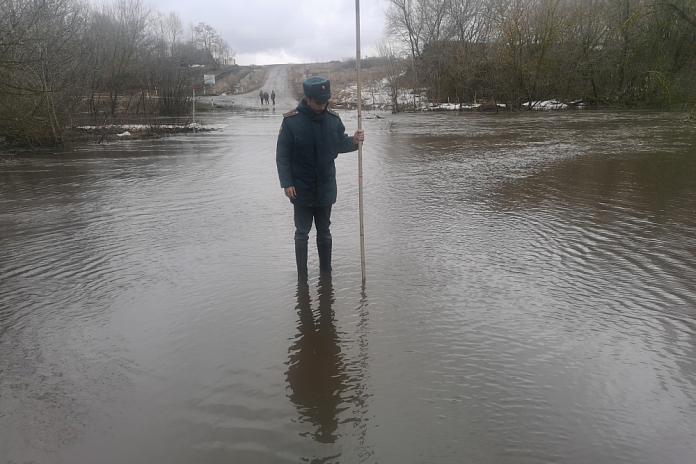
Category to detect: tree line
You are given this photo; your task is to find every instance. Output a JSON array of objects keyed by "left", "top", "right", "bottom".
[
  {"left": 381, "top": 0, "right": 696, "bottom": 111},
  {"left": 0, "top": 0, "right": 234, "bottom": 146}
]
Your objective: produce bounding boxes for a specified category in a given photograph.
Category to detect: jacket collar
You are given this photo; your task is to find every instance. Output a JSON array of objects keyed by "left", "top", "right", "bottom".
[{"left": 297, "top": 98, "right": 327, "bottom": 120}]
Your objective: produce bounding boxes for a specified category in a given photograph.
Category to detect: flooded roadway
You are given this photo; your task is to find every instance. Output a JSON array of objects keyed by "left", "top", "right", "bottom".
[
  {"left": 1, "top": 96, "right": 696, "bottom": 463},
  {"left": 208, "top": 64, "right": 298, "bottom": 109}
]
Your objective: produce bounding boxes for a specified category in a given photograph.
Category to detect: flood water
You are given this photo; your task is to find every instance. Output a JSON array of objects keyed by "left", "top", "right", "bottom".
[{"left": 1, "top": 108, "right": 695, "bottom": 464}]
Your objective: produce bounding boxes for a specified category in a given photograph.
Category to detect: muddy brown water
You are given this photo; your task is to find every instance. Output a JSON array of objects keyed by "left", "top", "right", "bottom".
[{"left": 1, "top": 108, "right": 695, "bottom": 464}]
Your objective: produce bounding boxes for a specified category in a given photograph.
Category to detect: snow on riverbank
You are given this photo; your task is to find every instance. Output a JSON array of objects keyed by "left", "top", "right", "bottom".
[
  {"left": 76, "top": 123, "right": 228, "bottom": 131},
  {"left": 334, "top": 77, "right": 583, "bottom": 112},
  {"left": 335, "top": 80, "right": 424, "bottom": 111},
  {"left": 522, "top": 100, "right": 585, "bottom": 110},
  {"left": 65, "top": 122, "right": 228, "bottom": 143}
]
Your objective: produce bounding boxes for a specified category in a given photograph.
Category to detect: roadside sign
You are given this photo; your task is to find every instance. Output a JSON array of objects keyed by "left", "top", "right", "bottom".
[{"left": 204, "top": 74, "right": 215, "bottom": 85}]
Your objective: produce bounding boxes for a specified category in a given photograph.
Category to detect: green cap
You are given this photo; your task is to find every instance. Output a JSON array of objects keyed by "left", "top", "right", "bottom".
[{"left": 303, "top": 77, "right": 331, "bottom": 101}]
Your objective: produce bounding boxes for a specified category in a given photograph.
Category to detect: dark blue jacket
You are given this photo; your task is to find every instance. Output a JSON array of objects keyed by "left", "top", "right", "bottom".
[{"left": 276, "top": 99, "right": 358, "bottom": 207}]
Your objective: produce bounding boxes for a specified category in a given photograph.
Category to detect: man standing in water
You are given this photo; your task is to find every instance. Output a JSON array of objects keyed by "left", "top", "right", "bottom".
[{"left": 276, "top": 77, "right": 365, "bottom": 281}]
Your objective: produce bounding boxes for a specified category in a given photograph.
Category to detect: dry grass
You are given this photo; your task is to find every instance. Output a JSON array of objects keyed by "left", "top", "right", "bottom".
[
  {"left": 204, "top": 65, "right": 270, "bottom": 95},
  {"left": 287, "top": 58, "right": 391, "bottom": 103}
]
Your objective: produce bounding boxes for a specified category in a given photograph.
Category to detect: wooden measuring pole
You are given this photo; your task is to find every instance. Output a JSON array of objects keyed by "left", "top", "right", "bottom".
[{"left": 355, "top": 0, "right": 366, "bottom": 282}]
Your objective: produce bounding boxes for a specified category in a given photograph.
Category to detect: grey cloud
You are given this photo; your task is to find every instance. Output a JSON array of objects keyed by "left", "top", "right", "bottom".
[{"left": 148, "top": 0, "right": 386, "bottom": 64}]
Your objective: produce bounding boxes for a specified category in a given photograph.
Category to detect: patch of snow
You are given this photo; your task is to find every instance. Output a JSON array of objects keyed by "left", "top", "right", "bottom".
[
  {"left": 117, "top": 131, "right": 131, "bottom": 137},
  {"left": 523, "top": 100, "right": 568, "bottom": 110},
  {"left": 336, "top": 82, "right": 427, "bottom": 111},
  {"left": 337, "top": 77, "right": 582, "bottom": 112},
  {"left": 76, "top": 123, "right": 228, "bottom": 131},
  {"left": 435, "top": 103, "right": 460, "bottom": 110}
]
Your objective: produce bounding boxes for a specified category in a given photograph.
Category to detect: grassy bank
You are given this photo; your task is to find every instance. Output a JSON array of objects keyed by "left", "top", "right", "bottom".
[
  {"left": 205, "top": 65, "right": 270, "bottom": 95},
  {"left": 288, "top": 58, "right": 394, "bottom": 108}
]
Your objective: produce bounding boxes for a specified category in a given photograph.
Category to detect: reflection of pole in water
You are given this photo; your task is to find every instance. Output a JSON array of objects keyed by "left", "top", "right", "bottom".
[
  {"left": 286, "top": 275, "right": 374, "bottom": 462},
  {"left": 285, "top": 277, "right": 374, "bottom": 460},
  {"left": 286, "top": 276, "right": 346, "bottom": 444},
  {"left": 351, "top": 283, "right": 373, "bottom": 461}
]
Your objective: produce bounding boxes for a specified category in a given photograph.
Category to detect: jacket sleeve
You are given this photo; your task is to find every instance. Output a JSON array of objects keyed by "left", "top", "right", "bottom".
[
  {"left": 276, "top": 120, "right": 294, "bottom": 188},
  {"left": 338, "top": 120, "right": 359, "bottom": 154}
]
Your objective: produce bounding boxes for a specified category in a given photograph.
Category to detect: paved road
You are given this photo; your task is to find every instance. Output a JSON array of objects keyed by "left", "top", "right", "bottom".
[{"left": 213, "top": 65, "right": 299, "bottom": 111}]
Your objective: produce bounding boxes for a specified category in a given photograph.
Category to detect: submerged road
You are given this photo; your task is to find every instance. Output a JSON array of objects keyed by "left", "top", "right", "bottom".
[{"left": 214, "top": 64, "right": 299, "bottom": 110}]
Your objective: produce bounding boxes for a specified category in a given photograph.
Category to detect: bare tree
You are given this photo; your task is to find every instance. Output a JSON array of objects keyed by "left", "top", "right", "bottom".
[
  {"left": 214, "top": 36, "right": 235, "bottom": 66},
  {"left": 386, "top": 0, "right": 425, "bottom": 60},
  {"left": 87, "top": 0, "right": 152, "bottom": 115},
  {"left": 154, "top": 10, "right": 184, "bottom": 58},
  {"left": 376, "top": 39, "right": 408, "bottom": 112},
  {"left": 192, "top": 22, "right": 220, "bottom": 68},
  {"left": 447, "top": 0, "right": 490, "bottom": 42},
  {"left": 0, "top": 0, "right": 240, "bottom": 146},
  {"left": 0, "top": 0, "right": 89, "bottom": 145}
]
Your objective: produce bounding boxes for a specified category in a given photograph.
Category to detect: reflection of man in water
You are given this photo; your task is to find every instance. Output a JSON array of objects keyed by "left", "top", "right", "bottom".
[{"left": 286, "top": 276, "right": 346, "bottom": 444}]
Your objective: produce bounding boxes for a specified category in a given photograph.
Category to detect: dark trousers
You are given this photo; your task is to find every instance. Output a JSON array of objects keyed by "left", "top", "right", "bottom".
[{"left": 294, "top": 204, "right": 332, "bottom": 247}]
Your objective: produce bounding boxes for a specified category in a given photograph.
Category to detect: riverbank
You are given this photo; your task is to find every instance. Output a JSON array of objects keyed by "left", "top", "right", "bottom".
[
  {"left": 72, "top": 123, "right": 227, "bottom": 142},
  {"left": 287, "top": 61, "right": 591, "bottom": 113},
  {"left": 0, "top": 122, "right": 228, "bottom": 155}
]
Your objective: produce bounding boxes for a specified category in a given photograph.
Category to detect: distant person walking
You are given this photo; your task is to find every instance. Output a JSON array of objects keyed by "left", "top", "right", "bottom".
[
  {"left": 259, "top": 90, "right": 264, "bottom": 105},
  {"left": 276, "top": 77, "right": 365, "bottom": 281},
  {"left": 264, "top": 92, "right": 270, "bottom": 104},
  {"left": 271, "top": 90, "right": 276, "bottom": 105}
]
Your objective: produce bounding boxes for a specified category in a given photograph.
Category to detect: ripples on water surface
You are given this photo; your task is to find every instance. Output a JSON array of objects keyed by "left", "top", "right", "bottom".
[{"left": 1, "top": 110, "right": 695, "bottom": 463}]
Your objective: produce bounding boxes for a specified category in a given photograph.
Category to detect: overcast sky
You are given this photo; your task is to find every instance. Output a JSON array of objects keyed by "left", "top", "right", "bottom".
[{"left": 147, "top": 0, "right": 388, "bottom": 65}]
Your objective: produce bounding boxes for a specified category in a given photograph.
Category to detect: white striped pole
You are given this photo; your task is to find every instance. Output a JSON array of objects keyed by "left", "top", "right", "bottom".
[{"left": 355, "top": 0, "right": 366, "bottom": 282}]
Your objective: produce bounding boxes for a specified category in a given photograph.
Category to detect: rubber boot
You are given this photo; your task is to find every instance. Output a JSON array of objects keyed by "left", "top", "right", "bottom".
[
  {"left": 295, "top": 244, "right": 308, "bottom": 282},
  {"left": 317, "top": 239, "right": 332, "bottom": 275}
]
